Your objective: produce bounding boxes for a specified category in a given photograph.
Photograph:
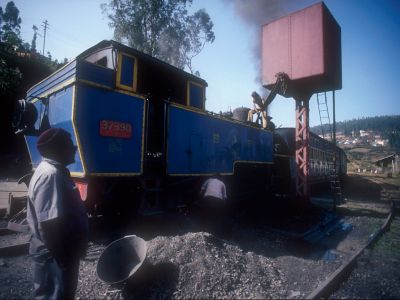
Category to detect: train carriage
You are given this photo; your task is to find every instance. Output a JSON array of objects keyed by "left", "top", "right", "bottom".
[{"left": 273, "top": 127, "right": 347, "bottom": 194}]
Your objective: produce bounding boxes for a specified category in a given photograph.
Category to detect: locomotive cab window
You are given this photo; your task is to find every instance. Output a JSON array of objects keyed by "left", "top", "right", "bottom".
[
  {"left": 187, "top": 81, "right": 205, "bottom": 110},
  {"left": 84, "top": 48, "right": 115, "bottom": 69},
  {"left": 116, "top": 52, "right": 138, "bottom": 92}
]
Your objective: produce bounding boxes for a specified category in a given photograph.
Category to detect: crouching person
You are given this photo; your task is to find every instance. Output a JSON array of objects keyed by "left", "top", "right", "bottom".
[
  {"left": 27, "top": 128, "right": 88, "bottom": 299},
  {"left": 199, "top": 175, "right": 231, "bottom": 238}
]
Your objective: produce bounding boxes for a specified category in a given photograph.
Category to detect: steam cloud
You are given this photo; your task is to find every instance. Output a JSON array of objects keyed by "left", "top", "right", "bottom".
[{"left": 223, "top": 0, "right": 317, "bottom": 95}]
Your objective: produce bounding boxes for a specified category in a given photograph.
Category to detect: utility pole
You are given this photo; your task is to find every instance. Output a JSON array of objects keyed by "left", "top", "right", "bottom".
[{"left": 42, "top": 20, "right": 49, "bottom": 56}]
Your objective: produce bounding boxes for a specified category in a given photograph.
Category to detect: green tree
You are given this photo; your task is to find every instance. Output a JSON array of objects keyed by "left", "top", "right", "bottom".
[
  {"left": 0, "top": 58, "right": 21, "bottom": 94},
  {"left": 0, "top": 1, "right": 70, "bottom": 176},
  {"left": 0, "top": 1, "right": 22, "bottom": 48},
  {"left": 102, "top": 0, "right": 215, "bottom": 74}
]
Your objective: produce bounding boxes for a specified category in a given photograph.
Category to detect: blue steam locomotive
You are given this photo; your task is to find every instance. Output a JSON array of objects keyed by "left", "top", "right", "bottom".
[{"left": 14, "top": 40, "right": 345, "bottom": 217}]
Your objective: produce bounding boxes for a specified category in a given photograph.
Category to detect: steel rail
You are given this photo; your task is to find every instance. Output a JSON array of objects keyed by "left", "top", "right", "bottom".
[
  {"left": 0, "top": 228, "right": 14, "bottom": 236},
  {"left": 306, "top": 201, "right": 395, "bottom": 299},
  {"left": 0, "top": 226, "right": 30, "bottom": 256},
  {"left": 0, "top": 242, "right": 30, "bottom": 257}
]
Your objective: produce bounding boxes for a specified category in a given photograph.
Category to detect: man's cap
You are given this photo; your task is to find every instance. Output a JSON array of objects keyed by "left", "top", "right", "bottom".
[{"left": 36, "top": 128, "right": 71, "bottom": 155}]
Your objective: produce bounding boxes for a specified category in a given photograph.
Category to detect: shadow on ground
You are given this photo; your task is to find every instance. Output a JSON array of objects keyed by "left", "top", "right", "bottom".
[
  {"left": 90, "top": 174, "right": 390, "bottom": 263},
  {"left": 342, "top": 174, "right": 383, "bottom": 203},
  {"left": 122, "top": 262, "right": 179, "bottom": 299}
]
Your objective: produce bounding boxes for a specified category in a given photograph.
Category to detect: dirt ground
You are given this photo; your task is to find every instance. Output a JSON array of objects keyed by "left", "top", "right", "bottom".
[{"left": 0, "top": 173, "right": 399, "bottom": 299}]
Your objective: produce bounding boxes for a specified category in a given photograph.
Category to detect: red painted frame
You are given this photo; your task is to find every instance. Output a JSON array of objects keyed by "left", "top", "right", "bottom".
[{"left": 295, "top": 96, "right": 310, "bottom": 200}]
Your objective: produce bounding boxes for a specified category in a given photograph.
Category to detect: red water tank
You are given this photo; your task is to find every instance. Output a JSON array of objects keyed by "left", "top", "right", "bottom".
[{"left": 262, "top": 2, "right": 342, "bottom": 96}]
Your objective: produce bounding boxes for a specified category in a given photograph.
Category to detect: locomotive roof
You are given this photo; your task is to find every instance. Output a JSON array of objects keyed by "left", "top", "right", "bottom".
[{"left": 77, "top": 40, "right": 208, "bottom": 87}]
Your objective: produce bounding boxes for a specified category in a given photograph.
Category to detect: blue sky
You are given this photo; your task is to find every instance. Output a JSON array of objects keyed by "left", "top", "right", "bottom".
[{"left": 5, "top": 0, "right": 400, "bottom": 128}]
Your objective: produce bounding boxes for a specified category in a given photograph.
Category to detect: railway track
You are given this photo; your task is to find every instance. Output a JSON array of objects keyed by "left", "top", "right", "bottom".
[
  {"left": 0, "top": 227, "right": 30, "bottom": 257},
  {"left": 0, "top": 241, "right": 29, "bottom": 256},
  {"left": 306, "top": 188, "right": 399, "bottom": 299}
]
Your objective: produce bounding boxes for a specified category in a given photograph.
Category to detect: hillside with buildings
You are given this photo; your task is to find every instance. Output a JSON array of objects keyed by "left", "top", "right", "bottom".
[
  {"left": 312, "top": 115, "right": 400, "bottom": 149},
  {"left": 311, "top": 115, "right": 400, "bottom": 176}
]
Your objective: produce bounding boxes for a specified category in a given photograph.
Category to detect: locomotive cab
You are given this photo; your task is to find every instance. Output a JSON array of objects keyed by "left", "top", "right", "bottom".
[
  {"left": 13, "top": 41, "right": 210, "bottom": 218},
  {"left": 15, "top": 40, "right": 208, "bottom": 177}
]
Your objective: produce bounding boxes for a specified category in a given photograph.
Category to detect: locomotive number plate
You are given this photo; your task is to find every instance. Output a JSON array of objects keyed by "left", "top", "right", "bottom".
[{"left": 99, "top": 120, "right": 132, "bottom": 139}]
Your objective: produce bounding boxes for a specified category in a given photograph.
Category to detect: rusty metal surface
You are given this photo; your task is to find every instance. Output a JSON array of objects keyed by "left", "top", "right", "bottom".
[{"left": 262, "top": 2, "right": 342, "bottom": 95}]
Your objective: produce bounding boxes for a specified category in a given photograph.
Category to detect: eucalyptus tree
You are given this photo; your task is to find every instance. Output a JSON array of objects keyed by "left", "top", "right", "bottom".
[
  {"left": 102, "top": 0, "right": 215, "bottom": 74},
  {"left": 0, "top": 1, "right": 22, "bottom": 47}
]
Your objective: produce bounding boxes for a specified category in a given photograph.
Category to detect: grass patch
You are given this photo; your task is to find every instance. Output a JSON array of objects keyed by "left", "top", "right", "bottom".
[
  {"left": 374, "top": 218, "right": 400, "bottom": 258},
  {"left": 383, "top": 176, "right": 400, "bottom": 187}
]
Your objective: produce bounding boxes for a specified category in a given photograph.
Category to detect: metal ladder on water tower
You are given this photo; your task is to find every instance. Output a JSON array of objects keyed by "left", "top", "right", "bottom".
[
  {"left": 317, "top": 92, "right": 332, "bottom": 140},
  {"left": 317, "top": 92, "right": 344, "bottom": 206}
]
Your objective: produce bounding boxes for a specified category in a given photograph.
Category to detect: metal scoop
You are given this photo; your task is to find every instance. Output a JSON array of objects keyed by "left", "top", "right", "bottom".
[{"left": 97, "top": 235, "right": 147, "bottom": 284}]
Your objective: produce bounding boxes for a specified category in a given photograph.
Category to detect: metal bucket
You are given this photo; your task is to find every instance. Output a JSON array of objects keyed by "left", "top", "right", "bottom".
[{"left": 97, "top": 235, "right": 147, "bottom": 284}]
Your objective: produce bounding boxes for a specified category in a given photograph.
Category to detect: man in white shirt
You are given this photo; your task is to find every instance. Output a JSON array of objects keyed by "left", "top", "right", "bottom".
[
  {"left": 199, "top": 175, "right": 230, "bottom": 238},
  {"left": 27, "top": 128, "right": 88, "bottom": 299},
  {"left": 200, "top": 177, "right": 227, "bottom": 203}
]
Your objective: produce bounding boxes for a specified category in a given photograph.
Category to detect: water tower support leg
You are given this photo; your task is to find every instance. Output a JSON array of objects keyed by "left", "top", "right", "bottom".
[{"left": 295, "top": 96, "right": 310, "bottom": 202}]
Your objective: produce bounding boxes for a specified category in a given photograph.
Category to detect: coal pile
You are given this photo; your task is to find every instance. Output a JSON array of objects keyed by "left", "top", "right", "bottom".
[{"left": 77, "top": 231, "right": 285, "bottom": 299}]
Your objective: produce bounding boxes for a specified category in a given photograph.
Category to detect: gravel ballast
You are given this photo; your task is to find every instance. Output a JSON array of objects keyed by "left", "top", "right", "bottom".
[
  {"left": 0, "top": 213, "right": 381, "bottom": 299},
  {"left": 1, "top": 174, "right": 397, "bottom": 299}
]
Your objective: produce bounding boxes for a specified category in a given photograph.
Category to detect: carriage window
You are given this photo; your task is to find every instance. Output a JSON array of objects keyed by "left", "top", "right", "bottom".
[
  {"left": 116, "top": 53, "right": 138, "bottom": 92},
  {"left": 84, "top": 48, "right": 115, "bottom": 69},
  {"left": 187, "top": 81, "right": 205, "bottom": 109},
  {"left": 96, "top": 57, "right": 108, "bottom": 67}
]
